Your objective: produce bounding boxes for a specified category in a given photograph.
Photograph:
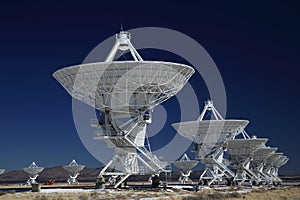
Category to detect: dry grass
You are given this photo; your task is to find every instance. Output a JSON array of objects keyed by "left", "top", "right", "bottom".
[
  {"left": 0, "top": 187, "right": 298, "bottom": 200},
  {"left": 227, "top": 187, "right": 300, "bottom": 200},
  {"left": 182, "top": 191, "right": 242, "bottom": 200}
]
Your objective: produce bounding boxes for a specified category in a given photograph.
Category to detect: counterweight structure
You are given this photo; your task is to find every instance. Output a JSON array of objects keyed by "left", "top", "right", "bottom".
[{"left": 53, "top": 31, "right": 194, "bottom": 188}]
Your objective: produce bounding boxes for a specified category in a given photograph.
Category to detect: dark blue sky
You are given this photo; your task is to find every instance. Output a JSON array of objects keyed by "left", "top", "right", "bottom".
[{"left": 0, "top": 1, "right": 299, "bottom": 174}]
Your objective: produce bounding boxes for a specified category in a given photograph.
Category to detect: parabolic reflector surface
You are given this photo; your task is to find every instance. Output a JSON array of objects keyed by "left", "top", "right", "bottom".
[
  {"left": 276, "top": 157, "right": 289, "bottom": 168},
  {"left": 173, "top": 160, "right": 199, "bottom": 171},
  {"left": 172, "top": 120, "right": 249, "bottom": 144},
  {"left": 226, "top": 138, "right": 268, "bottom": 156},
  {"left": 265, "top": 153, "right": 283, "bottom": 165},
  {"left": 252, "top": 147, "right": 278, "bottom": 162},
  {"left": 53, "top": 61, "right": 194, "bottom": 115},
  {"left": 63, "top": 165, "right": 85, "bottom": 174},
  {"left": 23, "top": 167, "right": 44, "bottom": 175},
  {"left": 272, "top": 156, "right": 287, "bottom": 167}
]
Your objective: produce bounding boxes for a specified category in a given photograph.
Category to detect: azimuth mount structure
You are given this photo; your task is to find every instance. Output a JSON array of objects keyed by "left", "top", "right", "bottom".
[
  {"left": 173, "top": 154, "right": 198, "bottom": 184},
  {"left": 264, "top": 152, "right": 288, "bottom": 185},
  {"left": 226, "top": 137, "right": 268, "bottom": 185},
  {"left": 23, "top": 162, "right": 44, "bottom": 185},
  {"left": 63, "top": 159, "right": 85, "bottom": 185},
  {"left": 227, "top": 132, "right": 288, "bottom": 186},
  {"left": 172, "top": 100, "right": 249, "bottom": 186},
  {"left": 53, "top": 31, "right": 194, "bottom": 188},
  {"left": 250, "top": 146, "right": 278, "bottom": 185},
  {"left": 271, "top": 155, "right": 289, "bottom": 185}
]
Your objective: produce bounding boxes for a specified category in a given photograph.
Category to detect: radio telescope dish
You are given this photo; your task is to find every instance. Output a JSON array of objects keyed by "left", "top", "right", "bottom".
[
  {"left": 276, "top": 157, "right": 289, "bottom": 168},
  {"left": 23, "top": 162, "right": 44, "bottom": 185},
  {"left": 265, "top": 153, "right": 283, "bottom": 165},
  {"left": 172, "top": 120, "right": 249, "bottom": 145},
  {"left": 252, "top": 147, "right": 278, "bottom": 162},
  {"left": 0, "top": 169, "right": 5, "bottom": 175},
  {"left": 172, "top": 100, "right": 249, "bottom": 186},
  {"left": 272, "top": 155, "right": 287, "bottom": 168},
  {"left": 226, "top": 138, "right": 268, "bottom": 185},
  {"left": 250, "top": 146, "right": 279, "bottom": 185},
  {"left": 63, "top": 159, "right": 85, "bottom": 185},
  {"left": 53, "top": 31, "right": 194, "bottom": 188},
  {"left": 53, "top": 61, "right": 194, "bottom": 116},
  {"left": 173, "top": 154, "right": 199, "bottom": 171},
  {"left": 263, "top": 153, "right": 287, "bottom": 185},
  {"left": 226, "top": 138, "right": 268, "bottom": 156},
  {"left": 173, "top": 154, "right": 198, "bottom": 184}
]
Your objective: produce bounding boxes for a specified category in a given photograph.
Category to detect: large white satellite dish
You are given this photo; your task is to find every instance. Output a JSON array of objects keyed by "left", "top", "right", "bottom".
[{"left": 54, "top": 31, "right": 194, "bottom": 188}]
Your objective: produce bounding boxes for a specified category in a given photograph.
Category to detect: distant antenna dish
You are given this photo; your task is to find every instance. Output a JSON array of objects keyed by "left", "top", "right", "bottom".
[
  {"left": 173, "top": 154, "right": 198, "bottom": 184},
  {"left": 0, "top": 169, "right": 5, "bottom": 175},
  {"left": 172, "top": 100, "right": 248, "bottom": 186},
  {"left": 23, "top": 162, "right": 44, "bottom": 185},
  {"left": 173, "top": 154, "right": 198, "bottom": 172},
  {"left": 275, "top": 157, "right": 288, "bottom": 168},
  {"left": 63, "top": 159, "right": 85, "bottom": 185},
  {"left": 265, "top": 153, "right": 284, "bottom": 165},
  {"left": 226, "top": 138, "right": 268, "bottom": 184},
  {"left": 226, "top": 138, "right": 268, "bottom": 156},
  {"left": 272, "top": 156, "right": 287, "bottom": 168},
  {"left": 252, "top": 147, "right": 278, "bottom": 163}
]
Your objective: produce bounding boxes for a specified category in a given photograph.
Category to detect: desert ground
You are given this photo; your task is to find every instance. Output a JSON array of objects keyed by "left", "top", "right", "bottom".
[{"left": 0, "top": 185, "right": 299, "bottom": 200}]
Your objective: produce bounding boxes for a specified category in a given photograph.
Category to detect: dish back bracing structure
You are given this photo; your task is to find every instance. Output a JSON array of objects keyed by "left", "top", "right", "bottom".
[
  {"left": 23, "top": 162, "right": 44, "bottom": 185},
  {"left": 63, "top": 159, "right": 85, "bottom": 185},
  {"left": 250, "top": 146, "right": 278, "bottom": 184},
  {"left": 53, "top": 31, "right": 194, "bottom": 188},
  {"left": 172, "top": 100, "right": 249, "bottom": 186},
  {"left": 226, "top": 138, "right": 268, "bottom": 185},
  {"left": 173, "top": 154, "right": 199, "bottom": 184},
  {"left": 263, "top": 152, "right": 288, "bottom": 185}
]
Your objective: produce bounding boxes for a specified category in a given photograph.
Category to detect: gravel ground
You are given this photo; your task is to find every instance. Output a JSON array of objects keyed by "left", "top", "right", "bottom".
[{"left": 0, "top": 185, "right": 298, "bottom": 200}]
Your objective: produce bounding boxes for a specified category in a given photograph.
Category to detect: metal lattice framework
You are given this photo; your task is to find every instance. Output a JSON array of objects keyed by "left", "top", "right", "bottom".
[
  {"left": 226, "top": 138, "right": 268, "bottom": 157},
  {"left": 53, "top": 31, "right": 194, "bottom": 188},
  {"left": 252, "top": 147, "right": 278, "bottom": 163},
  {"left": 63, "top": 159, "right": 85, "bottom": 185},
  {"left": 173, "top": 120, "right": 248, "bottom": 147},
  {"left": 262, "top": 153, "right": 287, "bottom": 185},
  {"left": 172, "top": 100, "right": 249, "bottom": 186},
  {"left": 249, "top": 146, "right": 279, "bottom": 185},
  {"left": 23, "top": 162, "right": 44, "bottom": 185},
  {"left": 53, "top": 61, "right": 193, "bottom": 116},
  {"left": 273, "top": 156, "right": 287, "bottom": 168},
  {"left": 226, "top": 138, "right": 268, "bottom": 184},
  {"left": 53, "top": 30, "right": 289, "bottom": 188},
  {"left": 265, "top": 153, "right": 283, "bottom": 165}
]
